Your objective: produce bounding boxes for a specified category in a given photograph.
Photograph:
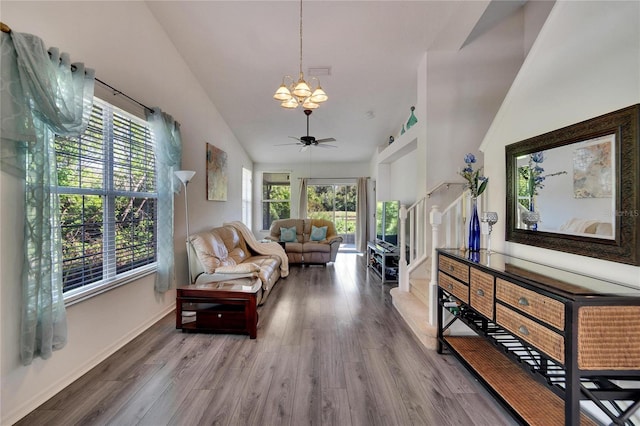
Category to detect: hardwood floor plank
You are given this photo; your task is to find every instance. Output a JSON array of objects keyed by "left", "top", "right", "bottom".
[
  {"left": 321, "top": 387, "right": 352, "bottom": 426},
  {"left": 17, "top": 253, "right": 515, "bottom": 426},
  {"left": 227, "top": 351, "right": 279, "bottom": 426},
  {"left": 291, "top": 347, "right": 323, "bottom": 426},
  {"left": 361, "top": 348, "right": 413, "bottom": 425},
  {"left": 260, "top": 347, "right": 300, "bottom": 426},
  {"left": 167, "top": 389, "right": 214, "bottom": 426},
  {"left": 343, "top": 361, "right": 383, "bottom": 426}
]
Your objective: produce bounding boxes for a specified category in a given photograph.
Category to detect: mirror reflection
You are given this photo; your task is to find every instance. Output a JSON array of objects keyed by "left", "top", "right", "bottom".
[{"left": 514, "top": 133, "right": 616, "bottom": 239}]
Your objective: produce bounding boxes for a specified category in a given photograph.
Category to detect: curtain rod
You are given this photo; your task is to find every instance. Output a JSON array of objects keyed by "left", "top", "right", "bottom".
[
  {"left": 95, "top": 78, "right": 152, "bottom": 113},
  {"left": 298, "top": 177, "right": 370, "bottom": 180},
  {"left": 1, "top": 21, "right": 152, "bottom": 113}
]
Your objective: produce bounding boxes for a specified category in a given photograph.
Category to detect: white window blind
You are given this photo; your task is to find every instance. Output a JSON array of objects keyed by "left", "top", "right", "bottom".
[
  {"left": 242, "top": 167, "right": 252, "bottom": 227},
  {"left": 56, "top": 97, "right": 157, "bottom": 299}
]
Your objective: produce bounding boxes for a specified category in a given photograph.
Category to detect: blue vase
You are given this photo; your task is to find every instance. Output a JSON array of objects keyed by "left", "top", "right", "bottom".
[{"left": 469, "top": 198, "right": 480, "bottom": 252}]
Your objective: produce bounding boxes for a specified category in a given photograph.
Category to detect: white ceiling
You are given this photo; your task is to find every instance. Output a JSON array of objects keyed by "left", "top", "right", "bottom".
[{"left": 146, "top": 1, "right": 525, "bottom": 164}]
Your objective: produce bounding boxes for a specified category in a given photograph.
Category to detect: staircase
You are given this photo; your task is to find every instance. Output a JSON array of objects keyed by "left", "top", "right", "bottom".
[{"left": 391, "top": 185, "right": 484, "bottom": 350}]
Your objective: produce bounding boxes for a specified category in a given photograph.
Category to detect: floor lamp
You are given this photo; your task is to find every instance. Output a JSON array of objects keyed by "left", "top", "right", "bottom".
[{"left": 174, "top": 170, "right": 196, "bottom": 284}]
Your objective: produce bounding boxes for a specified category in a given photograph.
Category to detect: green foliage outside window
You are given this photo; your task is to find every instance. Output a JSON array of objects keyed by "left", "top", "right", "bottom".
[
  {"left": 307, "top": 184, "right": 356, "bottom": 237},
  {"left": 56, "top": 99, "right": 157, "bottom": 292}
]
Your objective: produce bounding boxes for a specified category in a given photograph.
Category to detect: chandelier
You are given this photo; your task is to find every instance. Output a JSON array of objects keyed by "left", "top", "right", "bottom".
[{"left": 273, "top": 0, "right": 328, "bottom": 109}]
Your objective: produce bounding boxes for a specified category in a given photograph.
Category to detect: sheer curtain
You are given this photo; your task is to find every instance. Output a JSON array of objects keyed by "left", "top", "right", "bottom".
[
  {"left": 1, "top": 30, "right": 95, "bottom": 365},
  {"left": 146, "top": 108, "right": 182, "bottom": 293},
  {"left": 355, "top": 177, "right": 368, "bottom": 253},
  {"left": 298, "top": 177, "right": 308, "bottom": 218}
]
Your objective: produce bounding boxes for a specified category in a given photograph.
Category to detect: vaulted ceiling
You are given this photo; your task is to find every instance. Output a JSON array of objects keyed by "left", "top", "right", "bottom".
[{"left": 146, "top": 1, "right": 531, "bottom": 164}]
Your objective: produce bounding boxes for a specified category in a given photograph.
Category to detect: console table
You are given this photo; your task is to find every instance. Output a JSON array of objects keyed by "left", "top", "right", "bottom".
[
  {"left": 176, "top": 277, "right": 261, "bottom": 338},
  {"left": 436, "top": 249, "right": 640, "bottom": 426}
]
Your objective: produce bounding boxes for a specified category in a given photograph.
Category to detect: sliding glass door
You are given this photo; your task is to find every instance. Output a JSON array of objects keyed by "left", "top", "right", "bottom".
[{"left": 307, "top": 184, "right": 356, "bottom": 245}]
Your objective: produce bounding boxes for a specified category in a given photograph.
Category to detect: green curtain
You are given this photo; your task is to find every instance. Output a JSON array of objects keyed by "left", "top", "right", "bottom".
[
  {"left": 1, "top": 30, "right": 95, "bottom": 365},
  {"left": 146, "top": 108, "right": 182, "bottom": 293}
]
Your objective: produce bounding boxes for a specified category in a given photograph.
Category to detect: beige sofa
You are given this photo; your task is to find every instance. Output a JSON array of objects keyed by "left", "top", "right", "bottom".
[
  {"left": 188, "top": 222, "right": 288, "bottom": 305},
  {"left": 266, "top": 218, "right": 343, "bottom": 264}
]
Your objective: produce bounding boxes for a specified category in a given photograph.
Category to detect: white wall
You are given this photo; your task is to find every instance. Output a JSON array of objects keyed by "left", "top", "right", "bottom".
[
  {"left": 0, "top": 2, "right": 252, "bottom": 424},
  {"left": 481, "top": 1, "right": 640, "bottom": 286}
]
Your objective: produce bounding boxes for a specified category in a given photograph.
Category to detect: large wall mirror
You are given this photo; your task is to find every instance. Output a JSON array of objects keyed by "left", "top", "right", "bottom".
[{"left": 505, "top": 104, "right": 639, "bottom": 266}]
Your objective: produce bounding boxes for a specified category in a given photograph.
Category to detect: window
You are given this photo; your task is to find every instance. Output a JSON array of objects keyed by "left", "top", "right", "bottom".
[
  {"left": 55, "top": 97, "right": 157, "bottom": 300},
  {"left": 262, "top": 172, "right": 290, "bottom": 230},
  {"left": 242, "top": 167, "right": 252, "bottom": 227},
  {"left": 308, "top": 184, "right": 356, "bottom": 244}
]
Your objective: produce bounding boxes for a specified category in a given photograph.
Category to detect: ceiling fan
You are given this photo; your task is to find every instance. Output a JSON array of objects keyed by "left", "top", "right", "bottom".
[{"left": 277, "top": 109, "right": 337, "bottom": 152}]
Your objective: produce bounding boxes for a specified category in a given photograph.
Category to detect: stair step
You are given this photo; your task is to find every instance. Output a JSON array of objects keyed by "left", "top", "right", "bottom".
[
  {"left": 390, "top": 287, "right": 438, "bottom": 350},
  {"left": 409, "top": 277, "right": 429, "bottom": 307}
]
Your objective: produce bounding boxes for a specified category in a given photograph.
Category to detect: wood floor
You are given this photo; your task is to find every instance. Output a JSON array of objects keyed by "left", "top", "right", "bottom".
[{"left": 17, "top": 252, "right": 516, "bottom": 426}]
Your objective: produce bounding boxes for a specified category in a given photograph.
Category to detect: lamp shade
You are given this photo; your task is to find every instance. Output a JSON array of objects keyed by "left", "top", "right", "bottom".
[
  {"left": 309, "top": 86, "right": 328, "bottom": 103},
  {"left": 273, "top": 84, "right": 292, "bottom": 101},
  {"left": 281, "top": 97, "right": 299, "bottom": 109},
  {"left": 174, "top": 170, "right": 196, "bottom": 184},
  {"left": 302, "top": 99, "right": 319, "bottom": 109},
  {"left": 292, "top": 78, "right": 311, "bottom": 98}
]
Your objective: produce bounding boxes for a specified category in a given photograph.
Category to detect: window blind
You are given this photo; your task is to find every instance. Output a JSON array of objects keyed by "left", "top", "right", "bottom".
[{"left": 56, "top": 97, "right": 157, "bottom": 295}]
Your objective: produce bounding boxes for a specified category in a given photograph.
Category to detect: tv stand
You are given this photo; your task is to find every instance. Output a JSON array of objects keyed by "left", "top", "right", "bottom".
[{"left": 367, "top": 240, "right": 400, "bottom": 283}]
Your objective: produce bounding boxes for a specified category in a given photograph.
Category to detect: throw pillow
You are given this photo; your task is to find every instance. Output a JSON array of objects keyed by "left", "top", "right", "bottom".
[
  {"left": 310, "top": 225, "right": 328, "bottom": 241},
  {"left": 280, "top": 226, "right": 297, "bottom": 242}
]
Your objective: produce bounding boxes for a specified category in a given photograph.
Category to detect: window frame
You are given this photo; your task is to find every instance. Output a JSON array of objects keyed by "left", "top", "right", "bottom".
[{"left": 261, "top": 172, "right": 291, "bottom": 231}]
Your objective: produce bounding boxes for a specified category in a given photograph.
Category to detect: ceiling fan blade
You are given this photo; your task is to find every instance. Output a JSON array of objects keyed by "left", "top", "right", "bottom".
[
  {"left": 288, "top": 136, "right": 302, "bottom": 142},
  {"left": 315, "top": 138, "right": 336, "bottom": 143},
  {"left": 275, "top": 142, "right": 303, "bottom": 146},
  {"left": 316, "top": 144, "right": 338, "bottom": 149},
  {"left": 299, "top": 145, "right": 309, "bottom": 152}
]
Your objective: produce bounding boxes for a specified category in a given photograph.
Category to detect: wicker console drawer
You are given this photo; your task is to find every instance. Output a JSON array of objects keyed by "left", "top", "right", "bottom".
[
  {"left": 470, "top": 268, "right": 494, "bottom": 319},
  {"left": 496, "top": 304, "right": 565, "bottom": 364},
  {"left": 439, "top": 255, "right": 469, "bottom": 283},
  {"left": 578, "top": 305, "right": 640, "bottom": 370},
  {"left": 439, "top": 271, "right": 469, "bottom": 303},
  {"left": 496, "top": 278, "right": 565, "bottom": 330}
]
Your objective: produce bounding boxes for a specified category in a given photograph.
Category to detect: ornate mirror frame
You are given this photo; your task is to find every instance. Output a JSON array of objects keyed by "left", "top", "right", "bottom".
[{"left": 505, "top": 104, "right": 639, "bottom": 266}]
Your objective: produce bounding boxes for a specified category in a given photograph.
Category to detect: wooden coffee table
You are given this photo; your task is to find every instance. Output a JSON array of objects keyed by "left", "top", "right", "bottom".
[{"left": 176, "top": 277, "right": 261, "bottom": 338}]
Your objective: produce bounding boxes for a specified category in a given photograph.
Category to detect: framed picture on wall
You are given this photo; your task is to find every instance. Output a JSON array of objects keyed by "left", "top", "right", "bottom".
[{"left": 206, "top": 143, "right": 228, "bottom": 201}]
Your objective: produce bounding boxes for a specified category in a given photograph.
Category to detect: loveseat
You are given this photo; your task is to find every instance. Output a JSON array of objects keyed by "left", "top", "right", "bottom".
[
  {"left": 266, "top": 218, "right": 343, "bottom": 264},
  {"left": 187, "top": 221, "right": 288, "bottom": 305}
]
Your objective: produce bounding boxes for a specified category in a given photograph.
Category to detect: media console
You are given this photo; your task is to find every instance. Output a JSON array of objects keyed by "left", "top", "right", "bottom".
[
  {"left": 436, "top": 248, "right": 640, "bottom": 426},
  {"left": 367, "top": 240, "right": 400, "bottom": 283}
]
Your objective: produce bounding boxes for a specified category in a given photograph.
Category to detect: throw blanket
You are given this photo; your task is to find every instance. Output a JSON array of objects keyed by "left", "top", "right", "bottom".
[{"left": 225, "top": 221, "right": 289, "bottom": 278}]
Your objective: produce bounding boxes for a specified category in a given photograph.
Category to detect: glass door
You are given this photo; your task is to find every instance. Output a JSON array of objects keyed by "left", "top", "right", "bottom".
[{"left": 307, "top": 184, "right": 356, "bottom": 246}]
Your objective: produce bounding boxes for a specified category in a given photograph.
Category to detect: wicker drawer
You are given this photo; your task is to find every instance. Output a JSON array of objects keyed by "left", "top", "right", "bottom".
[
  {"left": 470, "top": 268, "right": 494, "bottom": 319},
  {"left": 439, "top": 255, "right": 469, "bottom": 283},
  {"left": 439, "top": 271, "right": 469, "bottom": 304},
  {"left": 578, "top": 305, "right": 640, "bottom": 370},
  {"left": 496, "top": 278, "right": 565, "bottom": 330},
  {"left": 496, "top": 304, "right": 565, "bottom": 364}
]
